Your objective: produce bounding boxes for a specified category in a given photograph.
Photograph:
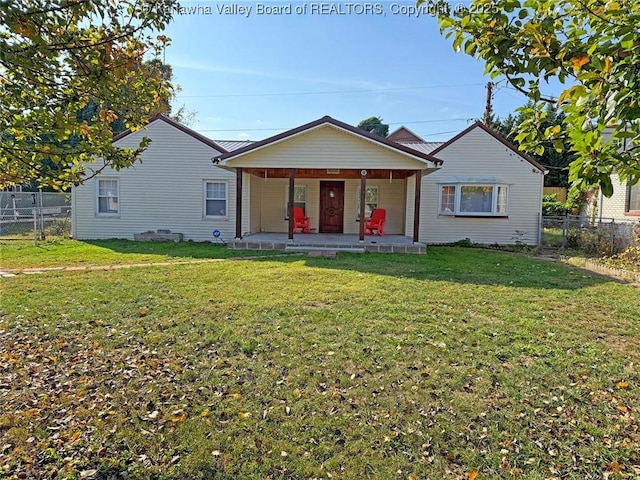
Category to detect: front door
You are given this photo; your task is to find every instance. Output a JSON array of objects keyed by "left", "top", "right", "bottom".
[{"left": 319, "top": 181, "right": 344, "bottom": 233}]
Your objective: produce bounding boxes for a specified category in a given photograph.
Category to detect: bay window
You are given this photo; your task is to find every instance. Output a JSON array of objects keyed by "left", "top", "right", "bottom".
[{"left": 439, "top": 183, "right": 509, "bottom": 216}]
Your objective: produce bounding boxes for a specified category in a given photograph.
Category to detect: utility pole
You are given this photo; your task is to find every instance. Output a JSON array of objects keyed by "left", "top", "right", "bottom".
[{"left": 484, "top": 81, "right": 494, "bottom": 124}]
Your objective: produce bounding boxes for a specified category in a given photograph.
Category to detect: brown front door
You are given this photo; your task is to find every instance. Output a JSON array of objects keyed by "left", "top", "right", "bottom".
[{"left": 319, "top": 181, "right": 344, "bottom": 233}]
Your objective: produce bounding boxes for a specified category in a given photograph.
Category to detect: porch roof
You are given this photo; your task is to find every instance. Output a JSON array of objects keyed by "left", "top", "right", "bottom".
[{"left": 212, "top": 116, "right": 443, "bottom": 171}]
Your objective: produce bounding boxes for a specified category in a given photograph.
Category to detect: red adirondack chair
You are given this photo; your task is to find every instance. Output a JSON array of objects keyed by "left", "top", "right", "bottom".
[
  {"left": 364, "top": 208, "right": 386, "bottom": 236},
  {"left": 293, "top": 206, "right": 311, "bottom": 233}
]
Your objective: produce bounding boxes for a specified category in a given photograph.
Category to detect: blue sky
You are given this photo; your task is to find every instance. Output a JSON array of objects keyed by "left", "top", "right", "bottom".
[{"left": 162, "top": 1, "right": 550, "bottom": 142}]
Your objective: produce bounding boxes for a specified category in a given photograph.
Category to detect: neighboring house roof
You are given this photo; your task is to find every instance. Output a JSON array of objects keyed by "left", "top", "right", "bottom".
[
  {"left": 215, "top": 140, "right": 256, "bottom": 151},
  {"left": 397, "top": 141, "right": 444, "bottom": 155},
  {"left": 429, "top": 121, "right": 546, "bottom": 172},
  {"left": 112, "top": 114, "right": 228, "bottom": 153},
  {"left": 388, "top": 126, "right": 426, "bottom": 143},
  {"left": 213, "top": 115, "right": 444, "bottom": 166}
]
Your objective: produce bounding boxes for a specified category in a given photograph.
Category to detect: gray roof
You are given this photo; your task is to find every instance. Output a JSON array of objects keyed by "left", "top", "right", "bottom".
[
  {"left": 397, "top": 141, "right": 444, "bottom": 155},
  {"left": 214, "top": 138, "right": 444, "bottom": 155},
  {"left": 214, "top": 140, "right": 255, "bottom": 151}
]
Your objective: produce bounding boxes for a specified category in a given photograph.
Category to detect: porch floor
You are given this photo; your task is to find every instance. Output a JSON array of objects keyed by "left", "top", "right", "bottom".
[{"left": 227, "top": 233, "right": 426, "bottom": 254}]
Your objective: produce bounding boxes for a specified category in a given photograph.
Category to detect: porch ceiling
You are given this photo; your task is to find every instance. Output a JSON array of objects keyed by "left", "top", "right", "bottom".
[{"left": 244, "top": 168, "right": 421, "bottom": 179}]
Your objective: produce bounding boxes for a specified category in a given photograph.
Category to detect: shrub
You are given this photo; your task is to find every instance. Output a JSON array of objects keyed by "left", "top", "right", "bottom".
[
  {"left": 543, "top": 201, "right": 569, "bottom": 217},
  {"left": 45, "top": 218, "right": 71, "bottom": 237}
]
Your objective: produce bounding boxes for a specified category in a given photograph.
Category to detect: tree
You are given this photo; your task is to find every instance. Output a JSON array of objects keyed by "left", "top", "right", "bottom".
[
  {"left": 421, "top": 0, "right": 640, "bottom": 196},
  {"left": 0, "top": 1, "right": 176, "bottom": 190},
  {"left": 357, "top": 117, "right": 389, "bottom": 137},
  {"left": 489, "top": 103, "right": 574, "bottom": 187}
]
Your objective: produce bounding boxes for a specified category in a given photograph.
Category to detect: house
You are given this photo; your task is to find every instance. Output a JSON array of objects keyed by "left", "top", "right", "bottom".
[
  {"left": 597, "top": 174, "right": 640, "bottom": 221},
  {"left": 72, "top": 115, "right": 546, "bottom": 247},
  {"left": 592, "top": 128, "right": 639, "bottom": 223}
]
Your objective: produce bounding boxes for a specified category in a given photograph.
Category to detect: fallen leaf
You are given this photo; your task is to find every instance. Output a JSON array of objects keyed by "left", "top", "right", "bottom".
[
  {"left": 200, "top": 409, "right": 210, "bottom": 417},
  {"left": 171, "top": 412, "right": 186, "bottom": 423},
  {"left": 281, "top": 450, "right": 288, "bottom": 457},
  {"left": 617, "top": 381, "right": 629, "bottom": 389},
  {"left": 607, "top": 460, "right": 621, "bottom": 473},
  {"left": 139, "top": 307, "right": 147, "bottom": 317},
  {"left": 468, "top": 471, "right": 478, "bottom": 480},
  {"left": 212, "top": 450, "right": 222, "bottom": 456},
  {"left": 70, "top": 431, "right": 81, "bottom": 443}
]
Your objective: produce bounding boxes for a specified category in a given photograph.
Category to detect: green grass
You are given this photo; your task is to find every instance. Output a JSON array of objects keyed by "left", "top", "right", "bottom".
[
  {"left": 0, "top": 247, "right": 639, "bottom": 479},
  {"left": 0, "top": 239, "right": 281, "bottom": 270}
]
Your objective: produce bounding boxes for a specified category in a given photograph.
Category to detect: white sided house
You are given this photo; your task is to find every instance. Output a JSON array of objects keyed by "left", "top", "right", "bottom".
[
  {"left": 598, "top": 173, "right": 640, "bottom": 221},
  {"left": 388, "top": 123, "right": 547, "bottom": 246},
  {"left": 72, "top": 115, "right": 546, "bottom": 248}
]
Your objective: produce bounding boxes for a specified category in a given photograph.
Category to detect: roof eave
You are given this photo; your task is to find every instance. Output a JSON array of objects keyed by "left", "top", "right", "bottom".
[
  {"left": 112, "top": 114, "right": 228, "bottom": 154},
  {"left": 213, "top": 116, "right": 443, "bottom": 167},
  {"left": 429, "top": 121, "right": 545, "bottom": 173}
]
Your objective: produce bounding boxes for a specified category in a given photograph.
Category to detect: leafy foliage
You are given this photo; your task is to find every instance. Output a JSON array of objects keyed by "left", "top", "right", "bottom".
[
  {"left": 422, "top": 0, "right": 640, "bottom": 196},
  {"left": 357, "top": 116, "right": 389, "bottom": 137},
  {"left": 0, "top": 1, "right": 176, "bottom": 190},
  {"left": 488, "top": 103, "right": 574, "bottom": 187}
]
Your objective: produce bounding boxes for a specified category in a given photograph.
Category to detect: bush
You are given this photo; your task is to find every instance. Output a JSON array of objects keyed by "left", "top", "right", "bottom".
[
  {"left": 543, "top": 201, "right": 569, "bottom": 217},
  {"left": 45, "top": 217, "right": 71, "bottom": 237}
]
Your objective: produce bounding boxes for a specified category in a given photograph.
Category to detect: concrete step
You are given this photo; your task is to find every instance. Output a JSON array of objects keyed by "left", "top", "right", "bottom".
[{"left": 284, "top": 246, "right": 365, "bottom": 253}]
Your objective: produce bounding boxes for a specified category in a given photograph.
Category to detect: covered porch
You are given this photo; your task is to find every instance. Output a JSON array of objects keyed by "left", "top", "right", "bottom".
[{"left": 213, "top": 116, "right": 442, "bottom": 248}]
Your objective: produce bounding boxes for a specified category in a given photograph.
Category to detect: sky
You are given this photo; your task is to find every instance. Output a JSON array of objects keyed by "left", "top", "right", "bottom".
[{"left": 160, "top": 0, "right": 557, "bottom": 142}]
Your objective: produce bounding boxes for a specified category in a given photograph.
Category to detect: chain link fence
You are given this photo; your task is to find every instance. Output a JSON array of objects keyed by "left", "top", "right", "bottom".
[
  {"left": 0, "top": 192, "right": 71, "bottom": 241},
  {"left": 541, "top": 215, "right": 638, "bottom": 255}
]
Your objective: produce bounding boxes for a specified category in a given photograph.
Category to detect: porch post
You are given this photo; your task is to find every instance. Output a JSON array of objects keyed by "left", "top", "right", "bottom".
[
  {"left": 235, "top": 168, "right": 243, "bottom": 239},
  {"left": 288, "top": 168, "right": 295, "bottom": 240},
  {"left": 413, "top": 170, "right": 422, "bottom": 243},
  {"left": 359, "top": 170, "right": 367, "bottom": 242}
]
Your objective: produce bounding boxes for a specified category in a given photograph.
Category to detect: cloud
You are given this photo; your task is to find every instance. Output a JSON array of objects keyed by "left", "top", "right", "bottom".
[
  {"left": 171, "top": 59, "right": 388, "bottom": 90},
  {"left": 237, "top": 132, "right": 250, "bottom": 139}
]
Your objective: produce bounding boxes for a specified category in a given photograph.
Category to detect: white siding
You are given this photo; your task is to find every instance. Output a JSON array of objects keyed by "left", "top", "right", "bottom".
[
  {"left": 420, "top": 127, "right": 545, "bottom": 245},
  {"left": 600, "top": 173, "right": 633, "bottom": 221},
  {"left": 73, "top": 120, "right": 238, "bottom": 242},
  {"left": 247, "top": 176, "right": 406, "bottom": 234},
  {"left": 225, "top": 124, "right": 432, "bottom": 170}
]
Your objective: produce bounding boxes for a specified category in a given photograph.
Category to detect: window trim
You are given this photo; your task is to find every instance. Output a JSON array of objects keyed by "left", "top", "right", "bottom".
[
  {"left": 625, "top": 183, "right": 640, "bottom": 216},
  {"left": 96, "top": 178, "right": 120, "bottom": 217},
  {"left": 203, "top": 180, "right": 229, "bottom": 219},
  {"left": 438, "top": 183, "right": 509, "bottom": 217},
  {"left": 284, "top": 184, "right": 307, "bottom": 219},
  {"left": 356, "top": 185, "right": 379, "bottom": 220}
]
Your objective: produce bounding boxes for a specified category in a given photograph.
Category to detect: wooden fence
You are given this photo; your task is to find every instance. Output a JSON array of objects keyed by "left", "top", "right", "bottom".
[{"left": 543, "top": 187, "right": 567, "bottom": 202}]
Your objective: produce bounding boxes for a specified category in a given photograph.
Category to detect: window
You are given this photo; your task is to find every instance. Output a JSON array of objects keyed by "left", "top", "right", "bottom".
[
  {"left": 628, "top": 184, "right": 640, "bottom": 213},
  {"left": 356, "top": 186, "right": 379, "bottom": 219},
  {"left": 97, "top": 179, "right": 119, "bottom": 216},
  {"left": 285, "top": 185, "right": 307, "bottom": 217},
  {"left": 439, "top": 184, "right": 508, "bottom": 216},
  {"left": 205, "top": 181, "right": 228, "bottom": 217}
]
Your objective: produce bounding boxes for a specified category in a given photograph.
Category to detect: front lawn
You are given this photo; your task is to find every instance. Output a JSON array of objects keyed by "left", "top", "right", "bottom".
[
  {"left": 0, "top": 247, "right": 638, "bottom": 479},
  {"left": 0, "top": 239, "right": 280, "bottom": 270}
]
